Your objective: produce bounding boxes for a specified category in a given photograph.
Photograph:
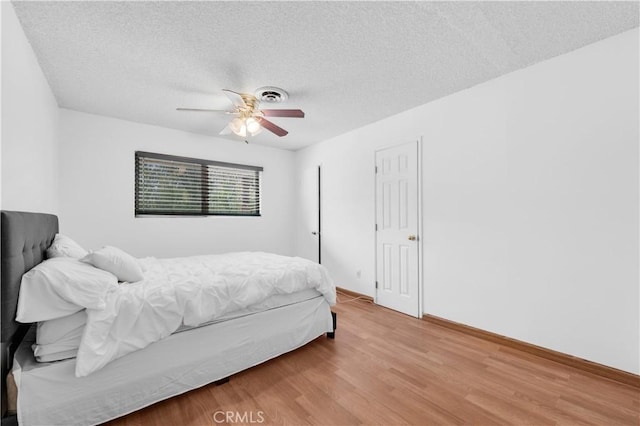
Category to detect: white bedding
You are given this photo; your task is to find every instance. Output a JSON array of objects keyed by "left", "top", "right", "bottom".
[{"left": 75, "top": 252, "right": 335, "bottom": 377}]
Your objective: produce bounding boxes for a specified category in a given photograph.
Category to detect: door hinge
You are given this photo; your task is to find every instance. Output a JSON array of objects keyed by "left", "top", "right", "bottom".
[
  {"left": 375, "top": 165, "right": 378, "bottom": 174},
  {"left": 375, "top": 281, "right": 378, "bottom": 289},
  {"left": 375, "top": 224, "right": 378, "bottom": 231}
]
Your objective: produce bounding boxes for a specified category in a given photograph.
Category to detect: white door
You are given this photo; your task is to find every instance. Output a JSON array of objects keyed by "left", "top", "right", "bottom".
[
  {"left": 375, "top": 141, "right": 420, "bottom": 317},
  {"left": 299, "top": 165, "right": 321, "bottom": 263}
]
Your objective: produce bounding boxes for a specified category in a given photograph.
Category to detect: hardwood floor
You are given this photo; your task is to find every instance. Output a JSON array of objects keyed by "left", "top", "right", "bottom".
[{"left": 106, "top": 298, "right": 640, "bottom": 425}]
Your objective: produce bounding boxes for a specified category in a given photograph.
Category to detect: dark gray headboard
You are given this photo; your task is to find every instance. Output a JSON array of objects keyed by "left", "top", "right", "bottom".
[
  {"left": 1, "top": 211, "right": 58, "bottom": 420},
  {"left": 1, "top": 211, "right": 58, "bottom": 352}
]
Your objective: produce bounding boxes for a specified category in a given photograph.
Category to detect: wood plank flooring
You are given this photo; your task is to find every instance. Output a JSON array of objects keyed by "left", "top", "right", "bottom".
[{"left": 106, "top": 297, "right": 640, "bottom": 425}]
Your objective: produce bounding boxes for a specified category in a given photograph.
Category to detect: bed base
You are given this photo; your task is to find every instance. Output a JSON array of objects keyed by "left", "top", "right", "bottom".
[
  {"left": 15, "top": 298, "right": 335, "bottom": 425},
  {"left": 215, "top": 310, "right": 337, "bottom": 388}
]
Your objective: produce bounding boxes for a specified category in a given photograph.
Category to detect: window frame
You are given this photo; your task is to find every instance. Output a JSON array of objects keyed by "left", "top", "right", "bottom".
[{"left": 134, "top": 151, "right": 263, "bottom": 217}]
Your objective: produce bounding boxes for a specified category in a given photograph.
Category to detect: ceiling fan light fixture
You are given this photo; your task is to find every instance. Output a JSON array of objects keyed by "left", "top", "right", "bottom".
[
  {"left": 245, "top": 117, "right": 261, "bottom": 134},
  {"left": 229, "top": 117, "right": 247, "bottom": 137},
  {"left": 178, "top": 88, "right": 304, "bottom": 140}
]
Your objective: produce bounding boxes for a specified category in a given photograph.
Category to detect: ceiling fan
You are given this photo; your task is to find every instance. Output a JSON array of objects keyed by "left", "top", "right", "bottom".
[{"left": 177, "top": 88, "right": 304, "bottom": 138}]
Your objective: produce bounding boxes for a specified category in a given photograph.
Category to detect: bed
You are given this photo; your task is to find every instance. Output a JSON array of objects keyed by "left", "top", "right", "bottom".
[{"left": 0, "top": 210, "right": 337, "bottom": 426}]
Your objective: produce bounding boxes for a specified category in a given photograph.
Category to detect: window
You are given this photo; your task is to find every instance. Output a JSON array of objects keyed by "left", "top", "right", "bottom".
[{"left": 135, "top": 151, "right": 262, "bottom": 216}]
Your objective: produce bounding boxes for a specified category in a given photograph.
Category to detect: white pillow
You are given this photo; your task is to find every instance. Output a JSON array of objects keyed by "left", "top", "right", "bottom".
[
  {"left": 33, "top": 310, "right": 87, "bottom": 362},
  {"left": 37, "top": 309, "right": 87, "bottom": 345},
  {"left": 16, "top": 258, "right": 118, "bottom": 323},
  {"left": 81, "top": 246, "right": 144, "bottom": 283},
  {"left": 46, "top": 234, "right": 88, "bottom": 259}
]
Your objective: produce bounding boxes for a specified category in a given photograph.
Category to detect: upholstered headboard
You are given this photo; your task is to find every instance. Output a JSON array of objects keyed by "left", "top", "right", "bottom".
[
  {"left": 0, "top": 211, "right": 58, "bottom": 421},
  {"left": 1, "top": 211, "right": 58, "bottom": 373}
]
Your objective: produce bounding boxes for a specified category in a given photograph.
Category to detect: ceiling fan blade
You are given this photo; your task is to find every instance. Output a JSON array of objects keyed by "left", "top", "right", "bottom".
[
  {"left": 257, "top": 117, "right": 288, "bottom": 137},
  {"left": 219, "top": 124, "right": 232, "bottom": 135},
  {"left": 261, "top": 109, "right": 305, "bottom": 118},
  {"left": 176, "top": 108, "right": 233, "bottom": 113},
  {"left": 222, "top": 89, "right": 247, "bottom": 109}
]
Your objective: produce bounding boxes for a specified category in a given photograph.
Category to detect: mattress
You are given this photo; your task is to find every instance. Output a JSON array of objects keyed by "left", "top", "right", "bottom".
[
  {"left": 33, "top": 288, "right": 322, "bottom": 362},
  {"left": 176, "top": 287, "right": 322, "bottom": 330},
  {"left": 14, "top": 296, "right": 333, "bottom": 426}
]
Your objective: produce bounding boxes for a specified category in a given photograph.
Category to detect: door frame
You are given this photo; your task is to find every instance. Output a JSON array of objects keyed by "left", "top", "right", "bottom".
[
  {"left": 373, "top": 138, "right": 424, "bottom": 318},
  {"left": 317, "top": 164, "right": 322, "bottom": 264}
]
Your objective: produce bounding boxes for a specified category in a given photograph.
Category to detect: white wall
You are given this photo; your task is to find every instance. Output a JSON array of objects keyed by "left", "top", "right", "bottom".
[
  {"left": 58, "top": 109, "right": 296, "bottom": 258},
  {"left": 1, "top": 2, "right": 59, "bottom": 213},
  {"left": 294, "top": 28, "right": 639, "bottom": 374}
]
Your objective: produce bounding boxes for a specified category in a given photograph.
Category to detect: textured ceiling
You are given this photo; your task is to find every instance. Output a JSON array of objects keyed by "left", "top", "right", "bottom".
[{"left": 11, "top": 1, "right": 639, "bottom": 151}]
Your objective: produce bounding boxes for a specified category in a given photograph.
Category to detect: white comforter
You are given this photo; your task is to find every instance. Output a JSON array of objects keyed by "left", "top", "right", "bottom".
[{"left": 75, "top": 252, "right": 335, "bottom": 377}]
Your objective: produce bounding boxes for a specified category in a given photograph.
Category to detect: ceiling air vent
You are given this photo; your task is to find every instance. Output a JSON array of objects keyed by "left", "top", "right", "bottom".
[{"left": 255, "top": 86, "right": 289, "bottom": 103}]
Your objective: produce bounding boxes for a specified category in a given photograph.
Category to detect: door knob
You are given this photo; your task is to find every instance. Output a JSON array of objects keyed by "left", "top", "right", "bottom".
[
  {"left": 311, "top": 231, "right": 318, "bottom": 235},
  {"left": 408, "top": 235, "right": 417, "bottom": 241}
]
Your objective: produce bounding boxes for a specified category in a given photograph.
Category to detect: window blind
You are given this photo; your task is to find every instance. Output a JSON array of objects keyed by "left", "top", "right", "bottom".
[{"left": 135, "top": 151, "right": 262, "bottom": 216}]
